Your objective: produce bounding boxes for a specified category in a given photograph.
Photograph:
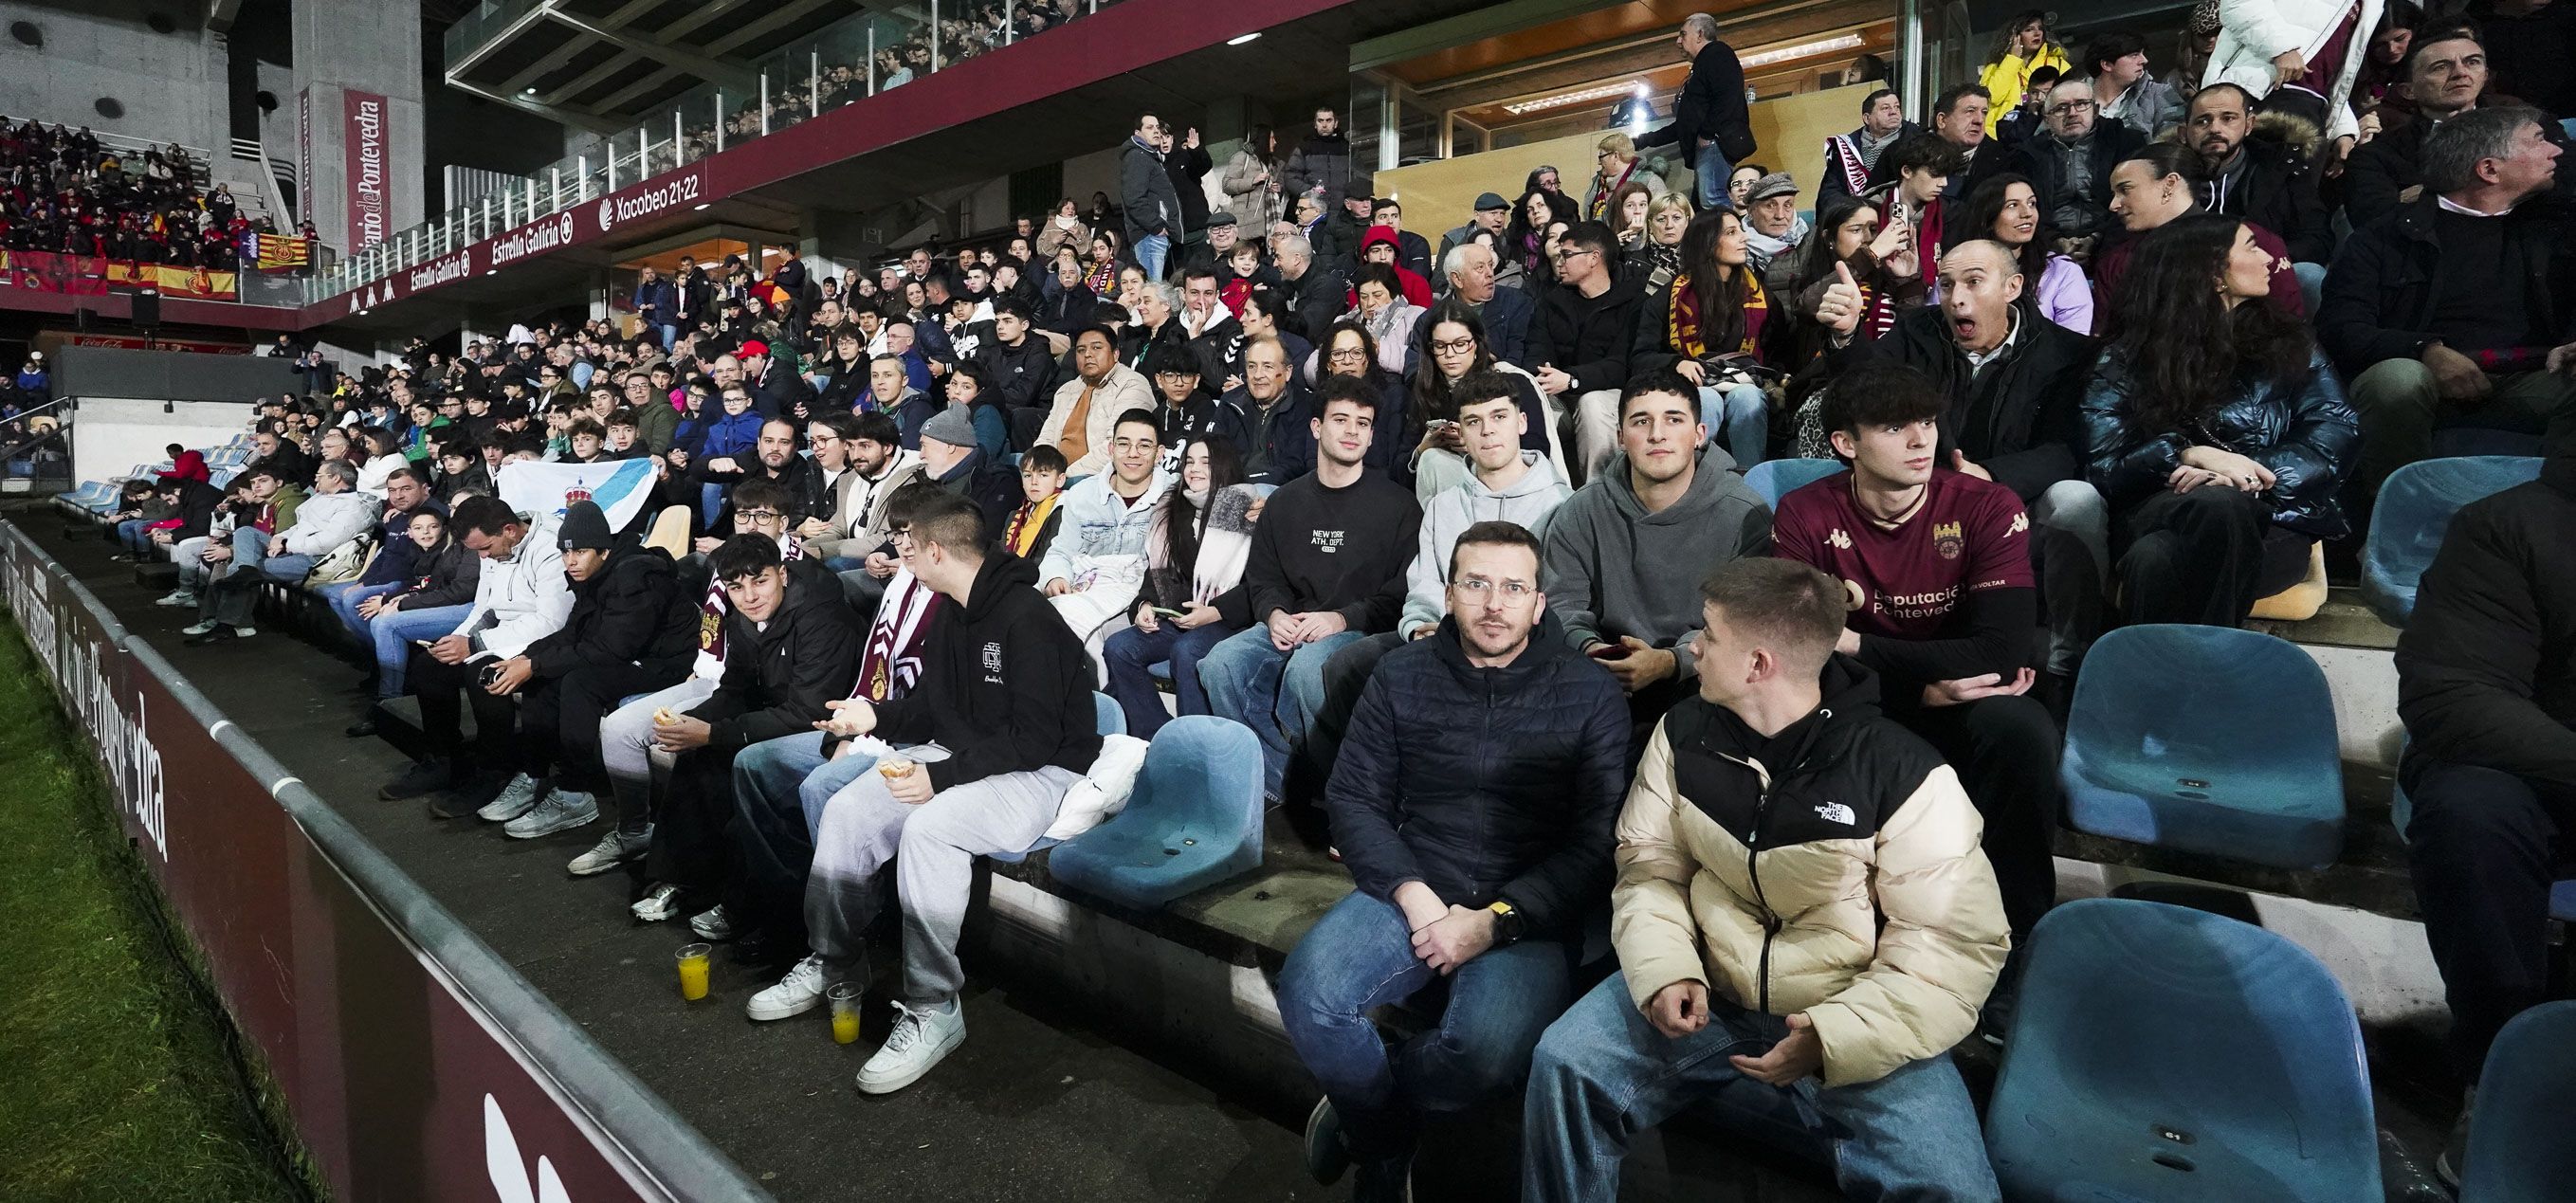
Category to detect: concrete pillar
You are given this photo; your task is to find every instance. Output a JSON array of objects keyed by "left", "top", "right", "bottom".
[{"left": 293, "top": 0, "right": 428, "bottom": 256}]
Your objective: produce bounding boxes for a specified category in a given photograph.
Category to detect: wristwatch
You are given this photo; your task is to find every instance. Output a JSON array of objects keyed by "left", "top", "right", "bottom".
[{"left": 1486, "top": 899, "right": 1526, "bottom": 946}]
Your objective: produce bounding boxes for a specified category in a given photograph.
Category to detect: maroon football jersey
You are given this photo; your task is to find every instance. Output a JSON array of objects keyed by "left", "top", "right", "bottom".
[{"left": 1771, "top": 468, "right": 2035, "bottom": 641}]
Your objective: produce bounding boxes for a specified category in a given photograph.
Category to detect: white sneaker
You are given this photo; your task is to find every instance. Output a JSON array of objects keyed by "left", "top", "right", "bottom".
[
  {"left": 630, "top": 883, "right": 683, "bottom": 921},
  {"left": 155, "top": 590, "right": 196, "bottom": 607},
  {"left": 567, "top": 826, "right": 650, "bottom": 876},
  {"left": 182, "top": 620, "right": 217, "bottom": 635},
  {"left": 231, "top": 627, "right": 256, "bottom": 638},
  {"left": 746, "top": 954, "right": 828, "bottom": 1022},
  {"left": 687, "top": 904, "right": 736, "bottom": 941},
  {"left": 475, "top": 773, "right": 545, "bottom": 822},
  {"left": 504, "top": 788, "right": 597, "bottom": 839},
  {"left": 856, "top": 1000, "right": 965, "bottom": 1095}
]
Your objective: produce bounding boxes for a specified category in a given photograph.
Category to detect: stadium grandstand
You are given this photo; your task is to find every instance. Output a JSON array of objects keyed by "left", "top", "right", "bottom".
[{"left": 4, "top": 0, "right": 2575, "bottom": 1199}]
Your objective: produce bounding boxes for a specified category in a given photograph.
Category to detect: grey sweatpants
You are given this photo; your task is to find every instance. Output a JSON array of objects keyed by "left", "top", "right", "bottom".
[
  {"left": 804, "top": 762, "right": 1079, "bottom": 1007},
  {"left": 599, "top": 676, "right": 720, "bottom": 783}
]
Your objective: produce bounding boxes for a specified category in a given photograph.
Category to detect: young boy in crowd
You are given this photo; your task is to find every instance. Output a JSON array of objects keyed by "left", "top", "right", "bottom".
[{"left": 1003, "top": 445, "right": 1069, "bottom": 562}]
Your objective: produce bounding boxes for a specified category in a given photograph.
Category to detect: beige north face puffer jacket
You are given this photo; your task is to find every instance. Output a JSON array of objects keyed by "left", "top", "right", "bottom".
[{"left": 1612, "top": 658, "right": 2010, "bottom": 1086}]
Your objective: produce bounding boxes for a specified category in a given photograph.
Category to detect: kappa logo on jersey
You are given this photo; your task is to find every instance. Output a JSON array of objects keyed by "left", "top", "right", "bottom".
[
  {"left": 1932, "top": 519, "right": 1964, "bottom": 560},
  {"left": 1825, "top": 527, "right": 1854, "bottom": 550},
  {"left": 1814, "top": 801, "right": 1855, "bottom": 826},
  {"left": 2005, "top": 511, "right": 2029, "bottom": 538}
]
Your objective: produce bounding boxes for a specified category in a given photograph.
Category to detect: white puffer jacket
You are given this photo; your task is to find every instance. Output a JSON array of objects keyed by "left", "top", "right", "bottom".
[{"left": 2205, "top": 0, "right": 2384, "bottom": 141}]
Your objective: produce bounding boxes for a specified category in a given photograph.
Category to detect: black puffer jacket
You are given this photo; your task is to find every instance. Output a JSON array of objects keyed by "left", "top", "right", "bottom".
[
  {"left": 2398, "top": 408, "right": 2576, "bottom": 793},
  {"left": 690, "top": 558, "right": 863, "bottom": 753},
  {"left": 523, "top": 544, "right": 698, "bottom": 679},
  {"left": 2079, "top": 347, "right": 2362, "bottom": 538},
  {"left": 1325, "top": 611, "right": 1632, "bottom": 941}
]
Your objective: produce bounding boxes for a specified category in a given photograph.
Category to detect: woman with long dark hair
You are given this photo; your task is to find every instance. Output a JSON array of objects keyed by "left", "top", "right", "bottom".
[
  {"left": 1951, "top": 173, "right": 2092, "bottom": 333},
  {"left": 1503, "top": 190, "right": 1571, "bottom": 283},
  {"left": 2082, "top": 216, "right": 2359, "bottom": 626},
  {"left": 1404, "top": 300, "right": 1556, "bottom": 499},
  {"left": 1100, "top": 437, "right": 1257, "bottom": 737},
  {"left": 1628, "top": 208, "right": 1775, "bottom": 473}
]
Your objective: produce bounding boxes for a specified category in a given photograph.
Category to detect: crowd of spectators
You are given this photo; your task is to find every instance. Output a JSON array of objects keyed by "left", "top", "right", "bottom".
[
  {"left": 95, "top": 2, "right": 2576, "bottom": 1197},
  {"left": 671, "top": 0, "right": 1123, "bottom": 165},
  {"left": 0, "top": 119, "right": 297, "bottom": 268}
]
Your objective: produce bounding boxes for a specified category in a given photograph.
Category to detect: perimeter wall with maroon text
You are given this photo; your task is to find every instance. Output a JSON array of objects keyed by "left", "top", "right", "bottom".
[{"left": 0, "top": 520, "right": 768, "bottom": 1203}]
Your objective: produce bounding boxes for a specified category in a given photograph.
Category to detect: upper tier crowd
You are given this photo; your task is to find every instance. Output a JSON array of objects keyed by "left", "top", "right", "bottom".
[
  {"left": 0, "top": 119, "right": 304, "bottom": 266},
  {"left": 96, "top": 5, "right": 2576, "bottom": 1199}
]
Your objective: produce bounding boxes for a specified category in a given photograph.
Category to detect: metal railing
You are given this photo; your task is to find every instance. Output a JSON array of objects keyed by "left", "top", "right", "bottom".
[{"left": 321, "top": 0, "right": 1116, "bottom": 305}]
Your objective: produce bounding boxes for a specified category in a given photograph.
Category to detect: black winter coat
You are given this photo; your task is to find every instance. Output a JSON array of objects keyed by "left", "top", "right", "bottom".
[
  {"left": 2004, "top": 122, "right": 2146, "bottom": 239},
  {"left": 1527, "top": 276, "right": 1648, "bottom": 397},
  {"left": 2318, "top": 193, "right": 2576, "bottom": 379},
  {"left": 1633, "top": 40, "right": 1754, "bottom": 168},
  {"left": 2397, "top": 413, "right": 2576, "bottom": 793},
  {"left": 523, "top": 545, "right": 697, "bottom": 679},
  {"left": 691, "top": 558, "right": 863, "bottom": 752},
  {"left": 869, "top": 552, "right": 1103, "bottom": 792},
  {"left": 2206, "top": 139, "right": 2332, "bottom": 264},
  {"left": 978, "top": 337, "right": 1060, "bottom": 413},
  {"left": 1325, "top": 611, "right": 1631, "bottom": 939},
  {"left": 392, "top": 537, "right": 482, "bottom": 611},
  {"left": 1840, "top": 305, "right": 2096, "bottom": 502}
]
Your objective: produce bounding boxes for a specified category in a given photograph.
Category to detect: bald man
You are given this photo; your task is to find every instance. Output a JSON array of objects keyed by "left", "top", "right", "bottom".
[{"left": 1812, "top": 238, "right": 2104, "bottom": 692}]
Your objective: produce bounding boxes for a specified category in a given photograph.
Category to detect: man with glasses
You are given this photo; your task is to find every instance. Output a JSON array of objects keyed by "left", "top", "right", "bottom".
[
  {"left": 619, "top": 372, "right": 676, "bottom": 454},
  {"left": 1281, "top": 519, "right": 1628, "bottom": 1203},
  {"left": 1529, "top": 222, "right": 1648, "bottom": 482},
  {"left": 1310, "top": 371, "right": 1574, "bottom": 776},
  {"left": 2004, "top": 77, "right": 2143, "bottom": 257}
]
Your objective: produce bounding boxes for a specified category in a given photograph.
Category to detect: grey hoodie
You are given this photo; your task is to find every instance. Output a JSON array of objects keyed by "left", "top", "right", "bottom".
[
  {"left": 1540, "top": 444, "right": 1772, "bottom": 680},
  {"left": 1400, "top": 452, "right": 1573, "bottom": 638}
]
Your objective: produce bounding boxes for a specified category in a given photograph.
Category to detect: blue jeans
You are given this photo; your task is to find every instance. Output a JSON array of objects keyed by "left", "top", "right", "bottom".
[
  {"left": 2293, "top": 261, "right": 2327, "bottom": 321},
  {"left": 1698, "top": 382, "right": 1767, "bottom": 468},
  {"left": 722, "top": 731, "right": 888, "bottom": 840},
  {"left": 1197, "top": 625, "right": 1366, "bottom": 799},
  {"left": 1522, "top": 972, "right": 2000, "bottom": 1203},
  {"left": 1101, "top": 619, "right": 1236, "bottom": 738},
  {"left": 1136, "top": 231, "right": 1170, "bottom": 281},
  {"left": 114, "top": 518, "right": 153, "bottom": 555},
  {"left": 699, "top": 483, "right": 728, "bottom": 530},
  {"left": 732, "top": 732, "right": 883, "bottom": 939},
  {"left": 1694, "top": 148, "right": 1734, "bottom": 212},
  {"left": 369, "top": 602, "right": 471, "bottom": 699},
  {"left": 1279, "top": 890, "right": 1576, "bottom": 1161},
  {"left": 322, "top": 579, "right": 402, "bottom": 641},
  {"left": 822, "top": 556, "right": 868, "bottom": 574}
]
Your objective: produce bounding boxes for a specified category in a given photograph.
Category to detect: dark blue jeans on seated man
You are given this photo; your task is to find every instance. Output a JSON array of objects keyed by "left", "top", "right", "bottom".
[
  {"left": 1521, "top": 971, "right": 2000, "bottom": 1203},
  {"left": 1101, "top": 619, "right": 1237, "bottom": 738},
  {"left": 1277, "top": 890, "right": 1578, "bottom": 1167}
]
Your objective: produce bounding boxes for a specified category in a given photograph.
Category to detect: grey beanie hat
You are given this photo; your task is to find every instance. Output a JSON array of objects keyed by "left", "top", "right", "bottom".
[{"left": 919, "top": 406, "right": 978, "bottom": 450}]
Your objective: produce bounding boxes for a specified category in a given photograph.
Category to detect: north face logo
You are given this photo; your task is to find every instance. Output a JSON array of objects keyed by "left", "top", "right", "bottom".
[{"left": 1814, "top": 801, "right": 1855, "bottom": 826}]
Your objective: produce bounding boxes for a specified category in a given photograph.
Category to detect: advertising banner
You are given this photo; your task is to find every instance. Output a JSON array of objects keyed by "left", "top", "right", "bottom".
[{"left": 345, "top": 89, "right": 391, "bottom": 251}]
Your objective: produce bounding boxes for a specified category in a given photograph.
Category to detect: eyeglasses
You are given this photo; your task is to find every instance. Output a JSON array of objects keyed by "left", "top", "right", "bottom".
[
  {"left": 1432, "top": 337, "right": 1477, "bottom": 355},
  {"left": 736, "top": 509, "right": 783, "bottom": 521},
  {"left": 1452, "top": 578, "right": 1535, "bottom": 600},
  {"left": 1328, "top": 348, "right": 1368, "bottom": 361},
  {"left": 2048, "top": 100, "right": 2095, "bottom": 115}
]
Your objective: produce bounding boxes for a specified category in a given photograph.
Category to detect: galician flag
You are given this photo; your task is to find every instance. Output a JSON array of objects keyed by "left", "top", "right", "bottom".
[{"left": 496, "top": 459, "right": 659, "bottom": 533}]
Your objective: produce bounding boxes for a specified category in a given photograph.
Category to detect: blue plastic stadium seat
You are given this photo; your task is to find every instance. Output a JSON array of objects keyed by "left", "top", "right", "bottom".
[
  {"left": 1046, "top": 716, "right": 1265, "bottom": 909},
  {"left": 2461, "top": 1001, "right": 2576, "bottom": 1203},
  {"left": 2361, "top": 456, "right": 2542, "bottom": 628},
  {"left": 1986, "top": 899, "right": 2382, "bottom": 1202},
  {"left": 2061, "top": 625, "right": 2344, "bottom": 869},
  {"left": 988, "top": 693, "right": 1123, "bottom": 866},
  {"left": 1744, "top": 457, "right": 1841, "bottom": 509}
]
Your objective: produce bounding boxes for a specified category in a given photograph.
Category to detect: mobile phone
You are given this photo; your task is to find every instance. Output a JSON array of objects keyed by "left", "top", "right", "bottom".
[
  {"left": 478, "top": 663, "right": 507, "bottom": 689},
  {"left": 1151, "top": 607, "right": 1188, "bottom": 618},
  {"left": 1585, "top": 643, "right": 1625, "bottom": 660},
  {"left": 414, "top": 639, "right": 436, "bottom": 648}
]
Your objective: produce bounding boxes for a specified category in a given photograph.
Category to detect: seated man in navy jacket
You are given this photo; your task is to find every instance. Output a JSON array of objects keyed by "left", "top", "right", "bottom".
[{"left": 1279, "top": 520, "right": 1629, "bottom": 1202}]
